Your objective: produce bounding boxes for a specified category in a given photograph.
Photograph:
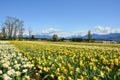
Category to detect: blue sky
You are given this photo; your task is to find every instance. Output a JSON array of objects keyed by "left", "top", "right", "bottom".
[{"left": 0, "top": 0, "right": 120, "bottom": 37}]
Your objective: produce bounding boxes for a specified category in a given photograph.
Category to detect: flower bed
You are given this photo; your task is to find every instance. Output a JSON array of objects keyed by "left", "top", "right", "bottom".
[
  {"left": 10, "top": 41, "right": 120, "bottom": 80},
  {"left": 0, "top": 41, "right": 33, "bottom": 80}
]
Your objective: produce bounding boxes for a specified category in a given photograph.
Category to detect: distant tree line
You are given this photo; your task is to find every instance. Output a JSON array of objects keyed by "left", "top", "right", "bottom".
[{"left": 71, "top": 38, "right": 83, "bottom": 42}]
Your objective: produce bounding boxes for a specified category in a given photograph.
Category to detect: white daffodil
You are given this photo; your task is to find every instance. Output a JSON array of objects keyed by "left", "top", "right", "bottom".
[
  {"left": 3, "top": 74, "right": 12, "bottom": 80},
  {"left": 0, "top": 70, "right": 2, "bottom": 74}
]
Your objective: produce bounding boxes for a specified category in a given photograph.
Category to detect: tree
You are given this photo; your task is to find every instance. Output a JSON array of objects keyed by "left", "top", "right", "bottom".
[
  {"left": 61, "top": 38, "right": 65, "bottom": 41},
  {"left": 71, "top": 38, "right": 83, "bottom": 42},
  {"left": 31, "top": 35, "right": 35, "bottom": 39},
  {"left": 4, "top": 16, "right": 15, "bottom": 39},
  {"left": 28, "top": 27, "right": 32, "bottom": 39},
  {"left": 13, "top": 18, "right": 19, "bottom": 40},
  {"left": 1, "top": 24, "right": 7, "bottom": 39},
  {"left": 4, "top": 16, "right": 24, "bottom": 40},
  {"left": 52, "top": 34, "right": 58, "bottom": 41},
  {"left": 88, "top": 30, "right": 92, "bottom": 42},
  {"left": 18, "top": 21, "right": 24, "bottom": 40}
]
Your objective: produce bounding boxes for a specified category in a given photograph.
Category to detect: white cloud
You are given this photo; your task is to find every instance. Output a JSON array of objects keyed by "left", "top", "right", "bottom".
[
  {"left": 40, "top": 28, "right": 63, "bottom": 34},
  {"left": 94, "top": 26, "right": 120, "bottom": 34},
  {"left": 111, "top": 28, "right": 120, "bottom": 33},
  {"left": 23, "top": 32, "right": 29, "bottom": 36},
  {"left": 31, "top": 28, "right": 87, "bottom": 37},
  {"left": 95, "top": 26, "right": 112, "bottom": 34}
]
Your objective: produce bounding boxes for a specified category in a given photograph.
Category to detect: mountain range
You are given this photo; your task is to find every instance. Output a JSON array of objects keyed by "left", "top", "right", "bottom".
[
  {"left": 24, "top": 33, "right": 120, "bottom": 41},
  {"left": 83, "top": 33, "right": 120, "bottom": 41}
]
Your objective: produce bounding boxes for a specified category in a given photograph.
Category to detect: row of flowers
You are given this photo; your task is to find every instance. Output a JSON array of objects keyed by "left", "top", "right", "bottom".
[
  {"left": 10, "top": 41, "right": 120, "bottom": 80},
  {"left": 0, "top": 41, "right": 33, "bottom": 80}
]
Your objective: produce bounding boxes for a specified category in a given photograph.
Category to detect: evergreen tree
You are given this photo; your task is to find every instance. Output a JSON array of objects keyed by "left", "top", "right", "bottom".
[{"left": 88, "top": 30, "right": 92, "bottom": 42}]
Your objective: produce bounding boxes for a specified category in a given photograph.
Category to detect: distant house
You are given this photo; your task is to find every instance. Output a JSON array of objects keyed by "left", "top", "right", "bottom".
[
  {"left": 103, "top": 41, "right": 111, "bottom": 44},
  {"left": 111, "top": 41, "right": 117, "bottom": 44},
  {"left": 63, "top": 40, "right": 71, "bottom": 42},
  {"left": 95, "top": 40, "right": 118, "bottom": 44},
  {"left": 103, "top": 41, "right": 117, "bottom": 44}
]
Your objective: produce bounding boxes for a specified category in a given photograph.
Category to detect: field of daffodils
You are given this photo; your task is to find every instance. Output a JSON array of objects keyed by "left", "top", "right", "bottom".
[
  {"left": 0, "top": 41, "right": 33, "bottom": 80},
  {"left": 0, "top": 41, "right": 120, "bottom": 80},
  {"left": 10, "top": 41, "right": 120, "bottom": 80}
]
